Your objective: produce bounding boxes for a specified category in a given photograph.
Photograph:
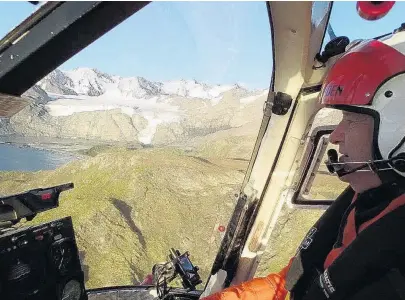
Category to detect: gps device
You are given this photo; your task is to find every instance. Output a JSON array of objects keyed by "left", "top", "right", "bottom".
[{"left": 169, "top": 249, "right": 202, "bottom": 290}]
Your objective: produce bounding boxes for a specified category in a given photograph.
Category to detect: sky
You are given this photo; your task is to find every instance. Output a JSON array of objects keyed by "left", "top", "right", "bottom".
[{"left": 0, "top": 1, "right": 405, "bottom": 90}]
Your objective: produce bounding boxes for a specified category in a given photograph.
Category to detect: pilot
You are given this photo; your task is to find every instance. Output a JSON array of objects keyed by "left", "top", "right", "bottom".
[{"left": 200, "top": 32, "right": 405, "bottom": 300}]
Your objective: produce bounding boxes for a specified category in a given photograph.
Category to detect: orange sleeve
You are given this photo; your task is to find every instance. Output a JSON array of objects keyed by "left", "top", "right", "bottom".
[{"left": 201, "top": 258, "right": 294, "bottom": 300}]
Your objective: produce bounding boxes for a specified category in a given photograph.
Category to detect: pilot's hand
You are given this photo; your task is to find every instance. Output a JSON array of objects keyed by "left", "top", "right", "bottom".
[{"left": 140, "top": 274, "right": 154, "bottom": 285}]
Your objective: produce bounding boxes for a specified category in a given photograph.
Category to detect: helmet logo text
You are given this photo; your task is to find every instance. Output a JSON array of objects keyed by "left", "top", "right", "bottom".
[{"left": 323, "top": 84, "right": 344, "bottom": 97}]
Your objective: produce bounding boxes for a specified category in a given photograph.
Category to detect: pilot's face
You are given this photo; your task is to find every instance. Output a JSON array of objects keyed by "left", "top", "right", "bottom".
[{"left": 329, "top": 110, "right": 382, "bottom": 192}]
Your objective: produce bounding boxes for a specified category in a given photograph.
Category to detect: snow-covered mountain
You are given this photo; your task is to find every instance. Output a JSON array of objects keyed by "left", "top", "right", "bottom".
[{"left": 37, "top": 68, "right": 242, "bottom": 101}]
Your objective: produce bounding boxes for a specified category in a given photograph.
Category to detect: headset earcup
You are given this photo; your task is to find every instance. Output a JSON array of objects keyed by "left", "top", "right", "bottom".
[{"left": 391, "top": 153, "right": 405, "bottom": 173}]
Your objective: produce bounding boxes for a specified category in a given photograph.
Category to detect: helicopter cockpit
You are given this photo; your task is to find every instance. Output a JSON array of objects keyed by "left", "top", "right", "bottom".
[{"left": 0, "top": 1, "right": 403, "bottom": 300}]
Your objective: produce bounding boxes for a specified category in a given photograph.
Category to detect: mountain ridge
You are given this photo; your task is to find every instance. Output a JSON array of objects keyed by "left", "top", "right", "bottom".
[{"left": 36, "top": 67, "right": 253, "bottom": 101}]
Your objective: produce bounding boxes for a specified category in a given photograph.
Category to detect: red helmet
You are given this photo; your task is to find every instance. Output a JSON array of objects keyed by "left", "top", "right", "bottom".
[{"left": 320, "top": 31, "right": 405, "bottom": 177}]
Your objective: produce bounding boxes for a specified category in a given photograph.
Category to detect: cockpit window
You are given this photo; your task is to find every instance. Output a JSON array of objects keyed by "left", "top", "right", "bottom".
[{"left": 0, "top": 1, "right": 273, "bottom": 290}]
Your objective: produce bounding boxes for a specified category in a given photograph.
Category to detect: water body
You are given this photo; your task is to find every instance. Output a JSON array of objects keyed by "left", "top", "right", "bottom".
[{"left": 0, "top": 143, "right": 78, "bottom": 171}]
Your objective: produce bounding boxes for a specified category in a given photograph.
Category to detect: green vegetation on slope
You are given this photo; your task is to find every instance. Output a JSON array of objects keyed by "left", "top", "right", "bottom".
[
  {"left": 195, "top": 135, "right": 256, "bottom": 160},
  {"left": 0, "top": 147, "right": 247, "bottom": 289}
]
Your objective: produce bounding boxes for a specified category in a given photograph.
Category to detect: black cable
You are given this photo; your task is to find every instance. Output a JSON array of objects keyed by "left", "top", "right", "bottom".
[{"left": 388, "top": 135, "right": 405, "bottom": 158}]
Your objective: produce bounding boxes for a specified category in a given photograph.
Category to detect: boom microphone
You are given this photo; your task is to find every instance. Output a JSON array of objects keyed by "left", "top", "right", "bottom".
[{"left": 325, "top": 149, "right": 398, "bottom": 177}]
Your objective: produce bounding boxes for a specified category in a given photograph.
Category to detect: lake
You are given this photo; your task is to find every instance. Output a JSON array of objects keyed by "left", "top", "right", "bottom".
[{"left": 0, "top": 143, "right": 78, "bottom": 171}]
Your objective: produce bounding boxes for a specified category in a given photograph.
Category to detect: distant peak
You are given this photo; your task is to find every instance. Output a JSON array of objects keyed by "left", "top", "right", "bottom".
[
  {"left": 72, "top": 67, "right": 96, "bottom": 72},
  {"left": 68, "top": 67, "right": 111, "bottom": 77},
  {"left": 136, "top": 76, "right": 149, "bottom": 83}
]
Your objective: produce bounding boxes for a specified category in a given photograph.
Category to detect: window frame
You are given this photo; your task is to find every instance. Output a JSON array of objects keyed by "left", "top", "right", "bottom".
[{"left": 289, "top": 125, "right": 345, "bottom": 208}]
